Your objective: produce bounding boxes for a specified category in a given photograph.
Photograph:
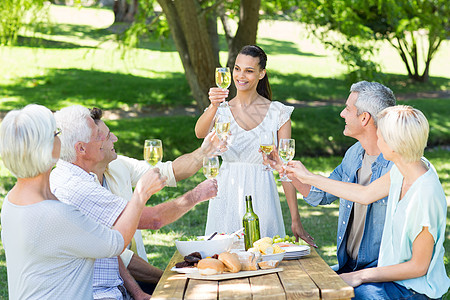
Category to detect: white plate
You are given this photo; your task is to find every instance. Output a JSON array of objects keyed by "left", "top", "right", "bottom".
[
  {"left": 281, "top": 245, "right": 310, "bottom": 253},
  {"left": 274, "top": 243, "right": 310, "bottom": 260},
  {"left": 171, "top": 266, "right": 199, "bottom": 274},
  {"left": 261, "top": 252, "right": 285, "bottom": 262}
]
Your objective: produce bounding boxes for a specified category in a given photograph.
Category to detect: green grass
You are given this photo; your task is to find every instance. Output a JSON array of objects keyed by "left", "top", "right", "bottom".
[{"left": 0, "top": 4, "right": 449, "bottom": 299}]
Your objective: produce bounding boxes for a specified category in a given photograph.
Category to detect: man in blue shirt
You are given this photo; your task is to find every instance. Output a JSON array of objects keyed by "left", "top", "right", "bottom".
[{"left": 277, "top": 81, "right": 396, "bottom": 273}]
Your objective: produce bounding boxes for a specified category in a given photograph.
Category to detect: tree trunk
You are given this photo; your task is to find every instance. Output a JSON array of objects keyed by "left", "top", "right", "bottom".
[
  {"left": 157, "top": 0, "right": 261, "bottom": 110},
  {"left": 226, "top": 0, "right": 261, "bottom": 69},
  {"left": 123, "top": 0, "right": 138, "bottom": 23},
  {"left": 113, "top": 0, "right": 138, "bottom": 23},
  {"left": 226, "top": 0, "right": 261, "bottom": 99},
  {"left": 157, "top": 0, "right": 219, "bottom": 109}
]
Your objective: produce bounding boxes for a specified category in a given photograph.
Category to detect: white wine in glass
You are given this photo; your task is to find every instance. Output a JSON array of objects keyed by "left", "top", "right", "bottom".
[
  {"left": 214, "top": 114, "right": 231, "bottom": 140},
  {"left": 203, "top": 157, "right": 220, "bottom": 179},
  {"left": 144, "top": 139, "right": 163, "bottom": 166},
  {"left": 279, "top": 148, "right": 295, "bottom": 162},
  {"left": 215, "top": 67, "right": 231, "bottom": 107},
  {"left": 260, "top": 132, "right": 275, "bottom": 171},
  {"left": 215, "top": 67, "right": 231, "bottom": 89},
  {"left": 278, "top": 138, "right": 295, "bottom": 181},
  {"left": 260, "top": 145, "right": 274, "bottom": 155}
]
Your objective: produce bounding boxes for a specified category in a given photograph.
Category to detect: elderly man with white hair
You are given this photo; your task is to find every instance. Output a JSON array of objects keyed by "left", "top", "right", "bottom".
[
  {"left": 0, "top": 104, "right": 165, "bottom": 299},
  {"left": 50, "top": 105, "right": 220, "bottom": 300},
  {"left": 88, "top": 107, "right": 227, "bottom": 297}
]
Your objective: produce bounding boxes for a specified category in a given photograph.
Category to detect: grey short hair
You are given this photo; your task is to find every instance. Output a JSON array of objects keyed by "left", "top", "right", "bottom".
[
  {"left": 378, "top": 105, "right": 429, "bottom": 163},
  {"left": 0, "top": 104, "right": 56, "bottom": 178},
  {"left": 350, "top": 81, "right": 396, "bottom": 126},
  {"left": 54, "top": 105, "right": 92, "bottom": 163}
]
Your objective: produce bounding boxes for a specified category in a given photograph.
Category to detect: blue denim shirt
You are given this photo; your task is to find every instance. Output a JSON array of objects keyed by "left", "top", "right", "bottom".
[{"left": 304, "top": 142, "right": 393, "bottom": 271}]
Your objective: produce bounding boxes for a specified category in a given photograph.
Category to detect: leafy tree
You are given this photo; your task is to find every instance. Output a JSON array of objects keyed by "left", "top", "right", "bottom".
[
  {"left": 296, "top": 0, "right": 449, "bottom": 82},
  {"left": 0, "top": 0, "right": 47, "bottom": 45},
  {"left": 119, "top": 0, "right": 261, "bottom": 109}
]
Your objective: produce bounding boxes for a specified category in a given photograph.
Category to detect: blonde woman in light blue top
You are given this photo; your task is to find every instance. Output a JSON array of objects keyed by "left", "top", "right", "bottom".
[{"left": 285, "top": 105, "right": 449, "bottom": 299}]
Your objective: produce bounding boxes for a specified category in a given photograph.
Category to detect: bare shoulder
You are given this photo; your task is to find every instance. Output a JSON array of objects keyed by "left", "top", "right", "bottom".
[{"left": 257, "top": 96, "right": 271, "bottom": 106}]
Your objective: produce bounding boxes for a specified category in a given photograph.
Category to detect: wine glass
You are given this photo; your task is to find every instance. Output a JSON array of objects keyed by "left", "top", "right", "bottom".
[
  {"left": 214, "top": 114, "right": 231, "bottom": 141},
  {"left": 278, "top": 138, "right": 295, "bottom": 181},
  {"left": 144, "top": 139, "right": 163, "bottom": 166},
  {"left": 260, "top": 131, "right": 275, "bottom": 171},
  {"left": 203, "top": 156, "right": 220, "bottom": 179},
  {"left": 215, "top": 67, "right": 231, "bottom": 107}
]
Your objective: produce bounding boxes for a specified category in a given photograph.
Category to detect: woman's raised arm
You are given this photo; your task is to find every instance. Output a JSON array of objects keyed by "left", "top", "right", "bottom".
[{"left": 285, "top": 161, "right": 391, "bottom": 205}]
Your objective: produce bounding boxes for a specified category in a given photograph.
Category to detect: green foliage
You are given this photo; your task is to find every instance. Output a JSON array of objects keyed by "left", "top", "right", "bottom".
[
  {"left": 295, "top": 0, "right": 449, "bottom": 82},
  {"left": 115, "top": 0, "right": 171, "bottom": 51},
  {"left": 0, "top": 0, "right": 48, "bottom": 45}
]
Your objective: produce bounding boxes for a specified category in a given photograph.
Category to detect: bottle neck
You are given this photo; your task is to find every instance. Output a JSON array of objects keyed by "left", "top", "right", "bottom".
[{"left": 246, "top": 196, "right": 254, "bottom": 213}]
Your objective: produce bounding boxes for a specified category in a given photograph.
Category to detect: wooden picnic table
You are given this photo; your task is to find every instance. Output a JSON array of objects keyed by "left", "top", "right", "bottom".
[{"left": 152, "top": 248, "right": 354, "bottom": 299}]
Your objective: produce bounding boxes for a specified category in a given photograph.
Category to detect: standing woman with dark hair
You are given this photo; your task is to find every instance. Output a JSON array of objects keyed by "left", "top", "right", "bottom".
[{"left": 195, "top": 45, "right": 314, "bottom": 245}]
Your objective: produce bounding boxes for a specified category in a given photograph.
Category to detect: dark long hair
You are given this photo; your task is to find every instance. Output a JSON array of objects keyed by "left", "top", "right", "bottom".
[{"left": 238, "top": 45, "right": 272, "bottom": 100}]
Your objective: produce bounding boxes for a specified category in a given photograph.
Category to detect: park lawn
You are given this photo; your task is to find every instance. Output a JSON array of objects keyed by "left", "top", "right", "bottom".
[
  {"left": 0, "top": 5, "right": 449, "bottom": 112},
  {"left": 0, "top": 3, "right": 449, "bottom": 299}
]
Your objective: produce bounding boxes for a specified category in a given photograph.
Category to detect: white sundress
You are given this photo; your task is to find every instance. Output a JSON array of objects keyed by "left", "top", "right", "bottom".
[{"left": 205, "top": 101, "right": 294, "bottom": 238}]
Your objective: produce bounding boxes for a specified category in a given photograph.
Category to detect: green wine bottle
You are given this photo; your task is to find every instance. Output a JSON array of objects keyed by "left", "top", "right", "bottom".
[{"left": 243, "top": 195, "right": 260, "bottom": 250}]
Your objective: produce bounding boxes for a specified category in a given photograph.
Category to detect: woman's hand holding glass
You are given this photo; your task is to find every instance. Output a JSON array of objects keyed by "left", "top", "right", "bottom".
[
  {"left": 260, "top": 146, "right": 284, "bottom": 172},
  {"left": 259, "top": 132, "right": 276, "bottom": 171},
  {"left": 208, "top": 87, "right": 229, "bottom": 107}
]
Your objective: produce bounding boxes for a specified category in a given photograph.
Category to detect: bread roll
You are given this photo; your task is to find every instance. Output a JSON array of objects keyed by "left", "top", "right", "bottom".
[
  {"left": 197, "top": 258, "right": 225, "bottom": 275},
  {"left": 218, "top": 252, "right": 241, "bottom": 273}
]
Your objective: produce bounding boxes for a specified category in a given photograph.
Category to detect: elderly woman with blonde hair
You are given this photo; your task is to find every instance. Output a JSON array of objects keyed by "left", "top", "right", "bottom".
[
  {"left": 0, "top": 104, "right": 165, "bottom": 299},
  {"left": 285, "top": 105, "right": 449, "bottom": 299}
]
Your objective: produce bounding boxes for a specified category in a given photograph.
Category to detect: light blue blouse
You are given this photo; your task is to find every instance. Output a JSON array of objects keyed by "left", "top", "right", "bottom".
[{"left": 378, "top": 158, "right": 450, "bottom": 298}]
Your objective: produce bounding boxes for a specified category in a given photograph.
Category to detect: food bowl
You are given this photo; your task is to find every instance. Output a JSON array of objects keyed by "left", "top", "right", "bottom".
[
  {"left": 175, "top": 235, "right": 234, "bottom": 258},
  {"left": 261, "top": 251, "right": 285, "bottom": 262}
]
